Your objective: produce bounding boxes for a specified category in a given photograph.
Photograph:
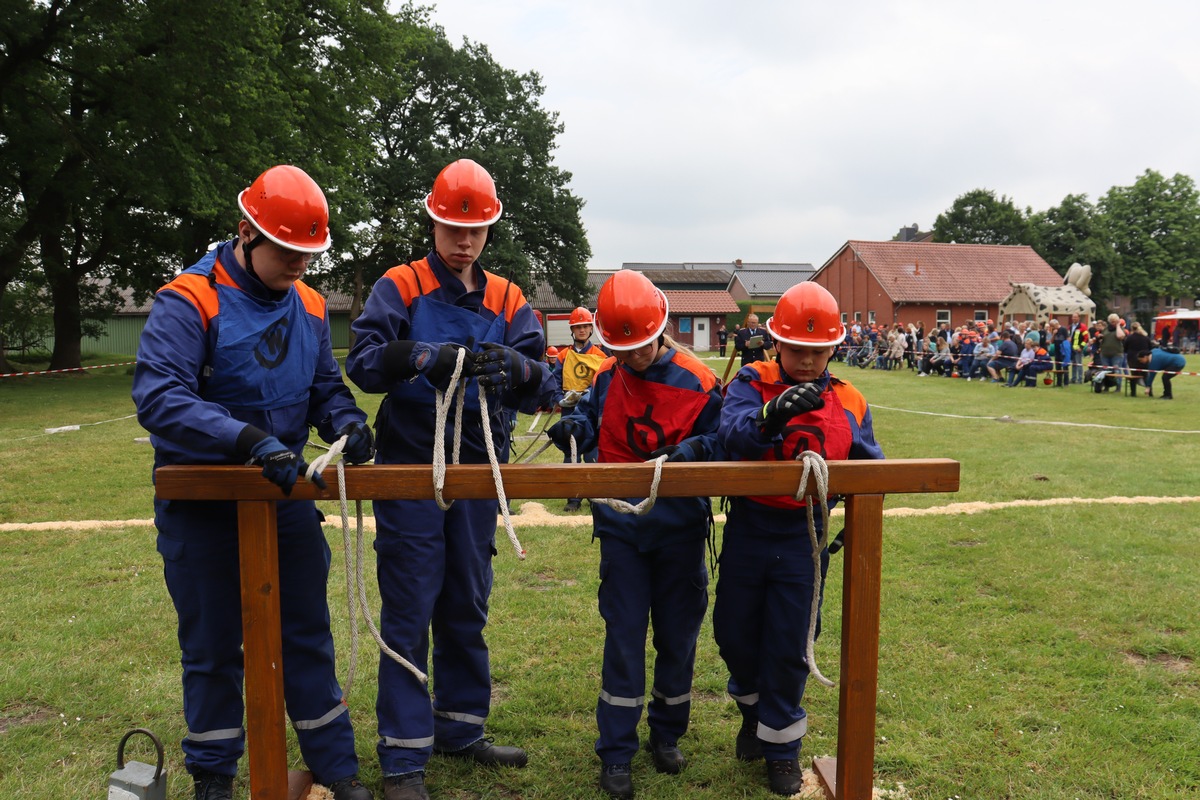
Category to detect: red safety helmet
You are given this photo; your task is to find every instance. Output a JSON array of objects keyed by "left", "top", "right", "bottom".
[
  {"left": 546, "top": 346, "right": 559, "bottom": 359},
  {"left": 569, "top": 307, "right": 594, "bottom": 327},
  {"left": 237, "top": 165, "right": 332, "bottom": 253},
  {"left": 424, "top": 159, "right": 503, "bottom": 227},
  {"left": 766, "top": 282, "right": 846, "bottom": 347},
  {"left": 593, "top": 270, "right": 669, "bottom": 351}
]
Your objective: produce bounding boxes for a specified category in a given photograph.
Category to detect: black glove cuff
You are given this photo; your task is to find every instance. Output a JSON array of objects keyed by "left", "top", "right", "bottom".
[
  {"left": 235, "top": 425, "right": 270, "bottom": 461},
  {"left": 383, "top": 340, "right": 417, "bottom": 380}
]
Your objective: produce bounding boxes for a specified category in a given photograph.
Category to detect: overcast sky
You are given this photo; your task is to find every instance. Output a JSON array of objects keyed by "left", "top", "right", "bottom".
[{"left": 421, "top": 1, "right": 1200, "bottom": 271}]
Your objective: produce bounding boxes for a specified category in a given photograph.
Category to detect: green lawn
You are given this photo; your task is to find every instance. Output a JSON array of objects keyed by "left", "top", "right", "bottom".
[{"left": 1, "top": 353, "right": 1197, "bottom": 798}]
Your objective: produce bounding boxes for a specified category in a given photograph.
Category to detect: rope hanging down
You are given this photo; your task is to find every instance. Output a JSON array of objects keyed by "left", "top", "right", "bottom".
[
  {"left": 307, "top": 438, "right": 428, "bottom": 688},
  {"left": 431, "top": 348, "right": 526, "bottom": 559},
  {"left": 795, "top": 450, "right": 836, "bottom": 688}
]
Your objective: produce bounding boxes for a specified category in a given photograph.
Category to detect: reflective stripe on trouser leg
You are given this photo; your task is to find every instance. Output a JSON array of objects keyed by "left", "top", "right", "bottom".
[
  {"left": 156, "top": 499, "right": 246, "bottom": 775},
  {"left": 374, "top": 498, "right": 445, "bottom": 774},
  {"left": 277, "top": 501, "right": 359, "bottom": 784},
  {"left": 430, "top": 497, "right": 496, "bottom": 751},
  {"left": 595, "top": 537, "right": 652, "bottom": 765},
  {"left": 646, "top": 537, "right": 708, "bottom": 745},
  {"left": 714, "top": 510, "right": 827, "bottom": 760},
  {"left": 374, "top": 497, "right": 497, "bottom": 772}
]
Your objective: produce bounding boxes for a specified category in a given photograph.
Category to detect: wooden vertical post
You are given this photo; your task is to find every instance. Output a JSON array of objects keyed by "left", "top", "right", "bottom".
[
  {"left": 814, "top": 493, "right": 885, "bottom": 799},
  {"left": 237, "top": 500, "right": 288, "bottom": 800}
]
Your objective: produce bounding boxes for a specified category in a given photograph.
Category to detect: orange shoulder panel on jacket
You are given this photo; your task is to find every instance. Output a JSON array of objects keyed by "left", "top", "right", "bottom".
[
  {"left": 158, "top": 273, "right": 221, "bottom": 331},
  {"left": 671, "top": 349, "right": 718, "bottom": 392},
  {"left": 293, "top": 280, "right": 327, "bottom": 319},
  {"left": 746, "top": 360, "right": 783, "bottom": 383},
  {"left": 596, "top": 356, "right": 619, "bottom": 378},
  {"left": 383, "top": 259, "right": 439, "bottom": 306},
  {"left": 483, "top": 274, "right": 528, "bottom": 323},
  {"left": 831, "top": 379, "right": 869, "bottom": 424}
]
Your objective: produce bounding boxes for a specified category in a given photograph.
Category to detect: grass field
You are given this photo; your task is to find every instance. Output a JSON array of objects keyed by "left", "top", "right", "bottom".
[{"left": 1, "top": 352, "right": 1198, "bottom": 799}]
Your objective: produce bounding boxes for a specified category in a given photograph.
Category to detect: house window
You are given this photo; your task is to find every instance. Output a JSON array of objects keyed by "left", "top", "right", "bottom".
[
  {"left": 841, "top": 313, "right": 848, "bottom": 324},
  {"left": 936, "top": 309, "right": 950, "bottom": 327},
  {"left": 854, "top": 311, "right": 862, "bottom": 323},
  {"left": 868, "top": 311, "right": 876, "bottom": 325},
  {"left": 678, "top": 317, "right": 692, "bottom": 333},
  {"left": 975, "top": 310, "right": 988, "bottom": 322}
]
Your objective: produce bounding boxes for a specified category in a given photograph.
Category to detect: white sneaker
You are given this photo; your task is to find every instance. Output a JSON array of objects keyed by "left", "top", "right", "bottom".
[
  {"left": 917, "top": 372, "right": 927, "bottom": 377},
  {"left": 966, "top": 377, "right": 972, "bottom": 381}
]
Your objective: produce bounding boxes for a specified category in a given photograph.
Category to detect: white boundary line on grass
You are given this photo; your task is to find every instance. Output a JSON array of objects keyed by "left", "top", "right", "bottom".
[
  {"left": 870, "top": 404, "right": 1200, "bottom": 435},
  {"left": 4, "top": 495, "right": 1198, "bottom": 532}
]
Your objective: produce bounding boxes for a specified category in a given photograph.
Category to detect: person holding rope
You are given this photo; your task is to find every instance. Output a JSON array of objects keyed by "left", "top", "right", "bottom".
[
  {"left": 345, "top": 159, "right": 554, "bottom": 800},
  {"left": 713, "top": 281, "right": 883, "bottom": 797},
  {"left": 545, "top": 270, "right": 723, "bottom": 799},
  {"left": 132, "top": 165, "right": 375, "bottom": 800},
  {"left": 554, "top": 306, "right": 607, "bottom": 512}
]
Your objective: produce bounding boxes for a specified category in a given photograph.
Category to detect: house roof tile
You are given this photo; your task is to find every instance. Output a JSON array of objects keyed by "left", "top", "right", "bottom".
[
  {"left": 837, "top": 241, "right": 1064, "bottom": 303},
  {"left": 662, "top": 290, "right": 741, "bottom": 314}
]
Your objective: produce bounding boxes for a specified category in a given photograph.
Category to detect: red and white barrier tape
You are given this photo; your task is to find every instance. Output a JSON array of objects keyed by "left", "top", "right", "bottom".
[{"left": 0, "top": 361, "right": 137, "bottom": 378}]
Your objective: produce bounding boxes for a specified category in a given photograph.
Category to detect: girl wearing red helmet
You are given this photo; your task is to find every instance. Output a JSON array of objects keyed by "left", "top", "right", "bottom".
[
  {"left": 713, "top": 281, "right": 883, "bottom": 796},
  {"left": 546, "top": 270, "right": 722, "bottom": 799}
]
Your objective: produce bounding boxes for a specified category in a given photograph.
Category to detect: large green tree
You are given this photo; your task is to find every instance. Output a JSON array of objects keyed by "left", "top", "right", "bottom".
[
  {"left": 1097, "top": 169, "right": 1200, "bottom": 303},
  {"left": 932, "top": 188, "right": 1032, "bottom": 246},
  {"left": 1027, "top": 192, "right": 1113, "bottom": 306},
  {"left": 333, "top": 9, "right": 590, "bottom": 310},
  {"left": 0, "top": 0, "right": 391, "bottom": 370}
]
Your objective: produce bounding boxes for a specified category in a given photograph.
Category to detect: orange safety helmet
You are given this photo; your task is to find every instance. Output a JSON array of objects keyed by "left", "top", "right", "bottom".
[
  {"left": 545, "top": 346, "right": 559, "bottom": 360},
  {"left": 424, "top": 159, "right": 503, "bottom": 227},
  {"left": 237, "top": 165, "right": 332, "bottom": 253},
  {"left": 593, "top": 270, "right": 669, "bottom": 351},
  {"left": 766, "top": 282, "right": 846, "bottom": 347},
  {"left": 568, "top": 307, "right": 594, "bottom": 327}
]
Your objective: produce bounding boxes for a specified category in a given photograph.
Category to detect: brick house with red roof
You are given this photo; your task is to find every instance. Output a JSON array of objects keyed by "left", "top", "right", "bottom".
[{"left": 811, "top": 241, "right": 1066, "bottom": 331}]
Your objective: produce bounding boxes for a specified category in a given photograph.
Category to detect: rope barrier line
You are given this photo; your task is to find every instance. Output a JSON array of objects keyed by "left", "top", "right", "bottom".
[
  {"left": 11, "top": 413, "right": 140, "bottom": 441},
  {"left": 870, "top": 404, "right": 1200, "bottom": 435},
  {"left": 0, "top": 360, "right": 137, "bottom": 378}
]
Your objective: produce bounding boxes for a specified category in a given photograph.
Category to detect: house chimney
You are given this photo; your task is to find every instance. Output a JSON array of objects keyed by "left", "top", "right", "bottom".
[
  {"left": 914, "top": 257, "right": 921, "bottom": 276},
  {"left": 734, "top": 259, "right": 743, "bottom": 269}
]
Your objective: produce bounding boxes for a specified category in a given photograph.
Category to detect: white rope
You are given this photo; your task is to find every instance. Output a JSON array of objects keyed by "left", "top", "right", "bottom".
[
  {"left": 870, "top": 404, "right": 1200, "bottom": 435},
  {"left": 430, "top": 349, "right": 526, "bottom": 559},
  {"left": 586, "top": 433, "right": 670, "bottom": 515},
  {"left": 794, "top": 450, "right": 836, "bottom": 689},
  {"left": 309, "top": 436, "right": 429, "bottom": 688}
]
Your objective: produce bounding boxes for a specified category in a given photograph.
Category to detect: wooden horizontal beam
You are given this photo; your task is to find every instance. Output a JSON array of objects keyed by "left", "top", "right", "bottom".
[{"left": 155, "top": 458, "right": 959, "bottom": 502}]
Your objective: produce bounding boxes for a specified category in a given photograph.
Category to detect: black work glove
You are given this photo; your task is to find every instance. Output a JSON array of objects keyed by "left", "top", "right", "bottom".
[
  {"left": 248, "top": 436, "right": 326, "bottom": 496},
  {"left": 650, "top": 436, "right": 704, "bottom": 463},
  {"left": 759, "top": 382, "right": 825, "bottom": 437},
  {"left": 547, "top": 417, "right": 586, "bottom": 453},
  {"left": 336, "top": 421, "right": 375, "bottom": 465},
  {"left": 383, "top": 340, "right": 471, "bottom": 391},
  {"left": 828, "top": 526, "right": 846, "bottom": 554},
  {"left": 473, "top": 343, "right": 539, "bottom": 392}
]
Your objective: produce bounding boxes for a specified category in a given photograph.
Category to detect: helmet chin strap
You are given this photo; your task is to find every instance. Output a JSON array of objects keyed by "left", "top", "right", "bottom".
[{"left": 242, "top": 230, "right": 267, "bottom": 280}]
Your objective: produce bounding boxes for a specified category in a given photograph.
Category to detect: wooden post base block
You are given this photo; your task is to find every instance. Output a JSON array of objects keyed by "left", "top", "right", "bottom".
[
  {"left": 812, "top": 756, "right": 837, "bottom": 798},
  {"left": 287, "top": 770, "right": 314, "bottom": 800}
]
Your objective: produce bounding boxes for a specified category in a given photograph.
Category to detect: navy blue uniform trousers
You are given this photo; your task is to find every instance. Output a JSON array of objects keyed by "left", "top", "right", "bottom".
[
  {"left": 155, "top": 498, "right": 357, "bottom": 781},
  {"left": 595, "top": 536, "right": 709, "bottom": 765}
]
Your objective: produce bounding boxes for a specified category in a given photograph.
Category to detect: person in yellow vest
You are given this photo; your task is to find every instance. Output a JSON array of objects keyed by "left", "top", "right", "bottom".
[{"left": 555, "top": 307, "right": 607, "bottom": 511}]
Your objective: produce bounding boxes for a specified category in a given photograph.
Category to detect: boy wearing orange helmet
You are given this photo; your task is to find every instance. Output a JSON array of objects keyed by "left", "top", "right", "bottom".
[
  {"left": 346, "top": 160, "right": 554, "bottom": 800},
  {"left": 133, "top": 166, "right": 375, "bottom": 800},
  {"left": 713, "top": 281, "right": 883, "bottom": 796},
  {"left": 546, "top": 270, "right": 723, "bottom": 799}
]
